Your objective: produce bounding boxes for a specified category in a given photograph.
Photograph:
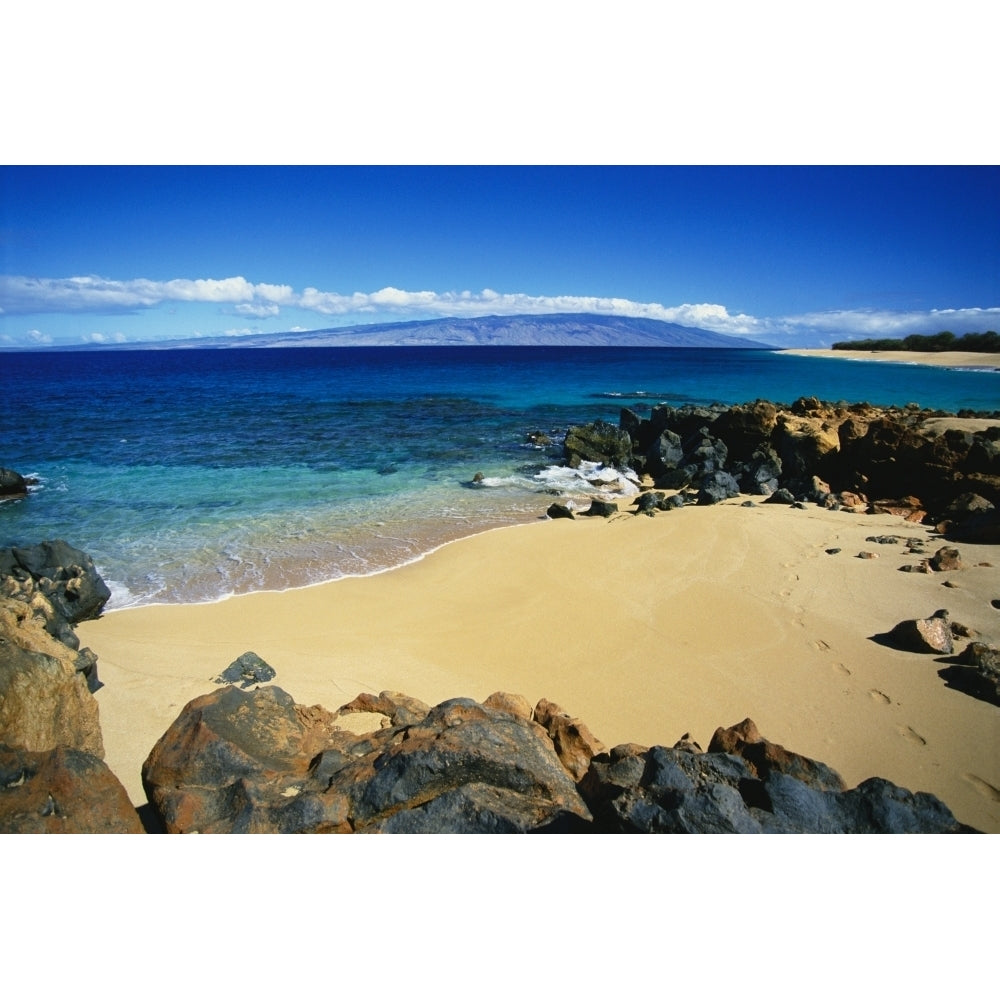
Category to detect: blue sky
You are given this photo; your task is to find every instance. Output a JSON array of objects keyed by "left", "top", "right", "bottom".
[{"left": 2, "top": 165, "right": 997, "bottom": 349}]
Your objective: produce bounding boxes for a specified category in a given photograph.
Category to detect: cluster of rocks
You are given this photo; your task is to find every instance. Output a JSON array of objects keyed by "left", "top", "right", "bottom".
[
  {"left": 0, "top": 540, "right": 142, "bottom": 832},
  {"left": 882, "top": 606, "right": 1000, "bottom": 707},
  {"left": 560, "top": 398, "right": 1000, "bottom": 536},
  {"left": 136, "top": 688, "right": 975, "bottom": 833}
]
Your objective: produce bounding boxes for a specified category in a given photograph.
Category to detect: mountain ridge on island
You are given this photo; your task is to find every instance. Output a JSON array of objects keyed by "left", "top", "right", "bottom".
[{"left": 48, "top": 313, "right": 773, "bottom": 351}]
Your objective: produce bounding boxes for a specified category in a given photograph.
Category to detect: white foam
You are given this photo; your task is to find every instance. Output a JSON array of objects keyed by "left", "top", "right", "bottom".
[{"left": 533, "top": 461, "right": 641, "bottom": 498}]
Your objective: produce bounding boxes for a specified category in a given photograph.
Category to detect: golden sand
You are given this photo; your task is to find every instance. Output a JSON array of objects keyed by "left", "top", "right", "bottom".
[{"left": 77, "top": 499, "right": 1000, "bottom": 832}]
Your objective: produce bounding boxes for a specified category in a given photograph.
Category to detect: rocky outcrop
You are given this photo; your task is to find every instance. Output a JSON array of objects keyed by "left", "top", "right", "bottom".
[
  {"left": 0, "top": 540, "right": 111, "bottom": 690},
  {"left": 139, "top": 686, "right": 971, "bottom": 834},
  {"left": 0, "top": 597, "right": 104, "bottom": 758},
  {"left": 142, "top": 686, "right": 593, "bottom": 833},
  {"left": 0, "top": 744, "right": 143, "bottom": 833},
  {"left": 572, "top": 400, "right": 1000, "bottom": 520},
  {"left": 581, "top": 719, "right": 971, "bottom": 833}
]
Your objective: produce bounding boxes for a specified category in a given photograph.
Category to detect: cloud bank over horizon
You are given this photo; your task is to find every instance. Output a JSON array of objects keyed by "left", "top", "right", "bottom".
[{"left": 1, "top": 273, "right": 997, "bottom": 350}]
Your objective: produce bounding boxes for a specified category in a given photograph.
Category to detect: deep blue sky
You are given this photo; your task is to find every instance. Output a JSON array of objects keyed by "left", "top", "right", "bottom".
[{"left": 2, "top": 166, "right": 997, "bottom": 348}]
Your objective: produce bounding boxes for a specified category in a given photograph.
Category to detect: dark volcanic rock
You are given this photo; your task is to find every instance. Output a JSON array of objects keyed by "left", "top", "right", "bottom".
[
  {"left": 1, "top": 540, "right": 111, "bottom": 626},
  {"left": 0, "top": 468, "right": 35, "bottom": 498},
  {"left": 214, "top": 651, "right": 276, "bottom": 688},
  {"left": 697, "top": 470, "right": 740, "bottom": 505},
  {"left": 581, "top": 718, "right": 970, "bottom": 833},
  {"left": 764, "top": 488, "right": 797, "bottom": 505},
  {"left": 0, "top": 744, "right": 142, "bottom": 833},
  {"left": 939, "top": 643, "right": 1000, "bottom": 705},
  {"left": 591, "top": 398, "right": 1000, "bottom": 528},
  {"left": 580, "top": 499, "right": 618, "bottom": 517},
  {"left": 0, "top": 541, "right": 110, "bottom": 692},
  {"left": 546, "top": 502, "right": 575, "bottom": 519},
  {"left": 563, "top": 421, "right": 633, "bottom": 470},
  {"left": 646, "top": 429, "right": 685, "bottom": 480},
  {"left": 945, "top": 509, "right": 1000, "bottom": 544}
]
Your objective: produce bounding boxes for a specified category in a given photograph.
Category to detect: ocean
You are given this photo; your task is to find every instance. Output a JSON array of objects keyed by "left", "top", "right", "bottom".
[{"left": 2, "top": 345, "right": 997, "bottom": 608}]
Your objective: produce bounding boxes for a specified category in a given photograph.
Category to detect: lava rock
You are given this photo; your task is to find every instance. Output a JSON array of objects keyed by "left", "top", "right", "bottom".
[
  {"left": 0, "top": 744, "right": 143, "bottom": 834},
  {"left": 214, "top": 651, "right": 276, "bottom": 688},
  {"left": 885, "top": 611, "right": 954, "bottom": 654}
]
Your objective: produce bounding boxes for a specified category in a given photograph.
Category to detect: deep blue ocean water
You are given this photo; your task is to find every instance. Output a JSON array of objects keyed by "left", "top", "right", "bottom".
[{"left": 2, "top": 346, "right": 997, "bottom": 607}]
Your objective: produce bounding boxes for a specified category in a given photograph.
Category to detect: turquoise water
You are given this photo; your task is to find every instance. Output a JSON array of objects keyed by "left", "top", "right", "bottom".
[{"left": 1, "top": 346, "right": 996, "bottom": 607}]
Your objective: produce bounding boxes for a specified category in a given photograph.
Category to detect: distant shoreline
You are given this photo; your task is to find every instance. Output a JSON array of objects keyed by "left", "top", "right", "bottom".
[{"left": 781, "top": 348, "right": 1000, "bottom": 371}]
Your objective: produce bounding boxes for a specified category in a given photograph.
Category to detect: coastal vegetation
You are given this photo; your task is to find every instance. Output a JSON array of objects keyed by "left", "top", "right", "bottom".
[{"left": 832, "top": 331, "right": 1000, "bottom": 353}]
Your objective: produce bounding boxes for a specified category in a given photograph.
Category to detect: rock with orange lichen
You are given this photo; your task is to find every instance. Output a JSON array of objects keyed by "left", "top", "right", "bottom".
[
  {"left": 142, "top": 686, "right": 592, "bottom": 833},
  {"left": 0, "top": 744, "right": 142, "bottom": 833}
]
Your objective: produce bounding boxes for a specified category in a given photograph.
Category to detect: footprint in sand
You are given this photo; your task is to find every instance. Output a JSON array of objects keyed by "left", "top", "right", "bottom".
[
  {"left": 897, "top": 725, "right": 927, "bottom": 746},
  {"left": 868, "top": 689, "right": 890, "bottom": 704},
  {"left": 832, "top": 662, "right": 852, "bottom": 676},
  {"left": 811, "top": 639, "right": 831, "bottom": 652},
  {"left": 963, "top": 773, "right": 1000, "bottom": 802}
]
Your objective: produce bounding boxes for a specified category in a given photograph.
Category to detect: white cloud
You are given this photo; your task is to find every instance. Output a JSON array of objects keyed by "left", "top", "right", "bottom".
[
  {"left": 767, "top": 306, "right": 1000, "bottom": 346},
  {"left": 233, "top": 302, "right": 280, "bottom": 318},
  {"left": 81, "top": 331, "right": 128, "bottom": 344},
  {"left": 293, "top": 284, "right": 766, "bottom": 335},
  {"left": 0, "top": 274, "right": 294, "bottom": 315},
  {"left": 27, "top": 328, "right": 53, "bottom": 344},
  {"left": 2, "top": 272, "right": 997, "bottom": 348}
]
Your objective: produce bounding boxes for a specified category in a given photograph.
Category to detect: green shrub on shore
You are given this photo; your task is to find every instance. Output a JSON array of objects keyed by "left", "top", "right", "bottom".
[{"left": 831, "top": 331, "right": 1000, "bottom": 353}]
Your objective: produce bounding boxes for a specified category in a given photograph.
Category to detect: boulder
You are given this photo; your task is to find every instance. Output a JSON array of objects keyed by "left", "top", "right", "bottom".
[
  {"left": 563, "top": 421, "right": 633, "bottom": 470},
  {"left": 0, "top": 598, "right": 104, "bottom": 758},
  {"left": 764, "top": 488, "right": 797, "bottom": 505},
  {"left": 645, "top": 429, "right": 685, "bottom": 480},
  {"left": 945, "top": 509, "right": 1000, "bottom": 544},
  {"left": 885, "top": 610, "right": 954, "bottom": 654},
  {"left": 533, "top": 698, "right": 607, "bottom": 781},
  {"left": 1, "top": 540, "right": 111, "bottom": 627},
  {"left": 338, "top": 690, "right": 431, "bottom": 727},
  {"left": 579, "top": 499, "right": 618, "bottom": 517},
  {"left": 697, "top": 470, "right": 740, "bottom": 505},
  {"left": 0, "top": 468, "right": 34, "bottom": 498},
  {"left": 0, "top": 744, "right": 142, "bottom": 833},
  {"left": 483, "top": 691, "right": 534, "bottom": 721},
  {"left": 939, "top": 643, "right": 1000, "bottom": 706},
  {"left": 546, "top": 502, "right": 575, "bottom": 520},
  {"left": 707, "top": 718, "right": 845, "bottom": 793},
  {"left": 929, "top": 546, "right": 963, "bottom": 571},
  {"left": 214, "top": 651, "right": 276, "bottom": 688},
  {"left": 142, "top": 686, "right": 592, "bottom": 834}
]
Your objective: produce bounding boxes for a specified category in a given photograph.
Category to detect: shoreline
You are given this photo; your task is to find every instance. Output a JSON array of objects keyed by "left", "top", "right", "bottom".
[
  {"left": 781, "top": 348, "right": 1000, "bottom": 372},
  {"left": 76, "top": 497, "right": 1000, "bottom": 833}
]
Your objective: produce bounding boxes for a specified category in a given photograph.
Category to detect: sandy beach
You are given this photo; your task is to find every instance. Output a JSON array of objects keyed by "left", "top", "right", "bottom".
[
  {"left": 76, "top": 498, "right": 1000, "bottom": 833},
  {"left": 783, "top": 348, "right": 1000, "bottom": 371}
]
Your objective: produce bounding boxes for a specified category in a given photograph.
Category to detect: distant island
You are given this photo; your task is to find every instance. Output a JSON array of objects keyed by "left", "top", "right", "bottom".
[
  {"left": 832, "top": 331, "right": 999, "bottom": 353},
  {"left": 54, "top": 313, "right": 773, "bottom": 351}
]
